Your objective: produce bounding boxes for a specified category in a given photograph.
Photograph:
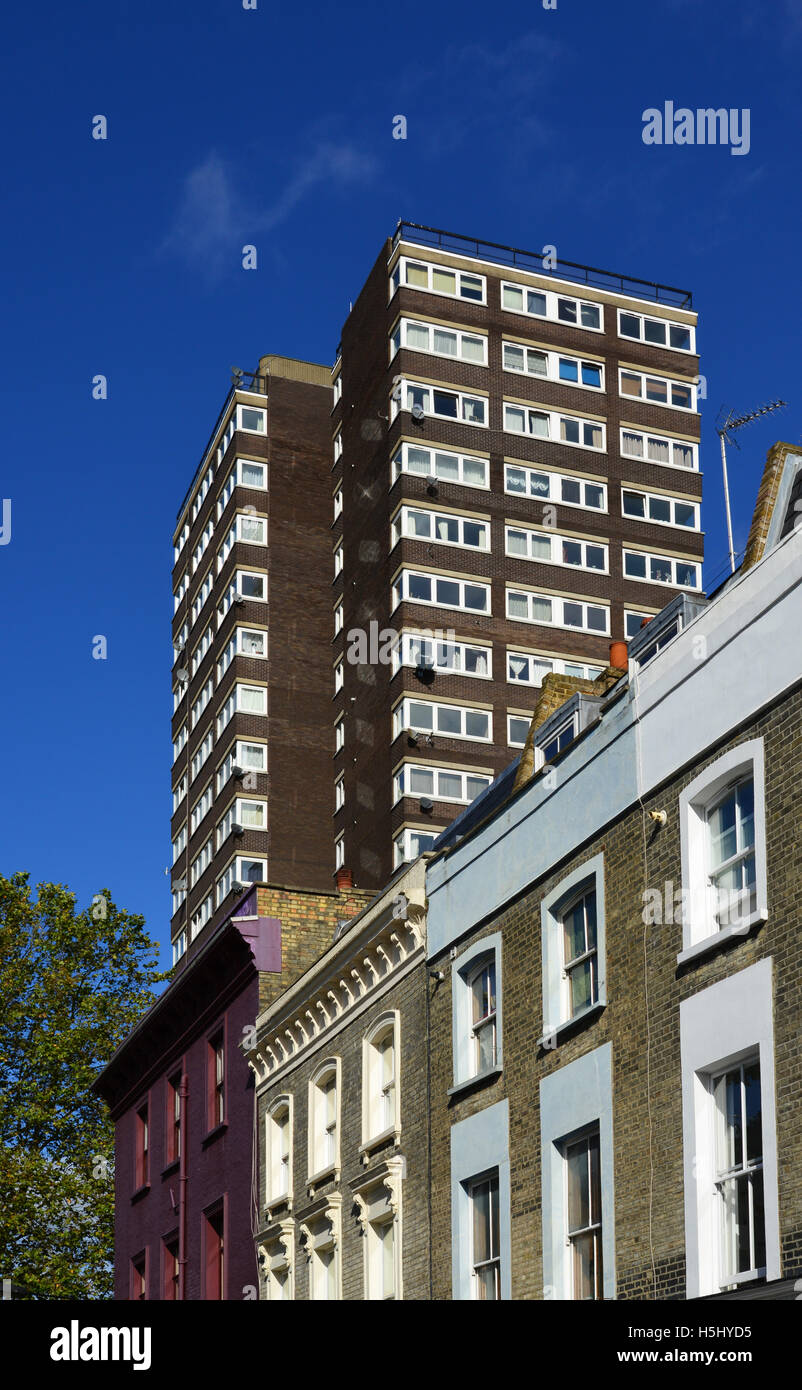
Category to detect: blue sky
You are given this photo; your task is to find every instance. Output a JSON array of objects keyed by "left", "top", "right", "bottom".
[{"left": 1, "top": 0, "right": 800, "bottom": 967}]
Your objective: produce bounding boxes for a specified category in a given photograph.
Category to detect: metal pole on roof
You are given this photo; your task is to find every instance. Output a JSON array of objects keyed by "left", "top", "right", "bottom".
[{"left": 716, "top": 400, "right": 788, "bottom": 574}]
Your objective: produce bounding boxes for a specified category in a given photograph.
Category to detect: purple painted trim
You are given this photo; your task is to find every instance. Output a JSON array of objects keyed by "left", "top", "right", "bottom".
[{"left": 236, "top": 917, "right": 282, "bottom": 973}]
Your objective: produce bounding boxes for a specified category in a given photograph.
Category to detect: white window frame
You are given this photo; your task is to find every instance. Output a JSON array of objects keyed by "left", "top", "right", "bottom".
[
  {"left": 504, "top": 463, "right": 607, "bottom": 513},
  {"left": 621, "top": 486, "right": 700, "bottom": 532},
  {"left": 392, "top": 504, "right": 490, "bottom": 553},
  {"left": 503, "top": 403, "right": 605, "bottom": 452},
  {"left": 391, "top": 379, "right": 488, "bottom": 428},
  {"left": 190, "top": 782, "right": 213, "bottom": 836},
  {"left": 393, "top": 696, "right": 492, "bottom": 744},
  {"left": 393, "top": 825, "right": 444, "bottom": 866},
  {"left": 333, "top": 543, "right": 343, "bottom": 579},
  {"left": 623, "top": 547, "right": 701, "bottom": 590},
  {"left": 502, "top": 341, "right": 604, "bottom": 391},
  {"left": 308, "top": 1060, "right": 341, "bottom": 1183},
  {"left": 393, "top": 631, "right": 492, "bottom": 680},
  {"left": 506, "top": 585, "right": 610, "bottom": 636},
  {"left": 451, "top": 935, "right": 503, "bottom": 1089},
  {"left": 391, "top": 316, "right": 488, "bottom": 367},
  {"left": 392, "top": 568, "right": 491, "bottom": 616},
  {"left": 620, "top": 426, "right": 698, "bottom": 472},
  {"left": 333, "top": 660, "right": 344, "bottom": 696},
  {"left": 507, "top": 650, "right": 604, "bottom": 688},
  {"left": 334, "top": 773, "right": 344, "bottom": 813},
  {"left": 333, "top": 488, "right": 343, "bottom": 521},
  {"left": 677, "top": 740, "right": 767, "bottom": 964},
  {"left": 541, "top": 854, "right": 606, "bottom": 1042},
  {"left": 617, "top": 307, "right": 695, "bottom": 354},
  {"left": 390, "top": 255, "right": 486, "bottom": 305},
  {"left": 393, "top": 761, "right": 493, "bottom": 807},
  {"left": 618, "top": 366, "right": 696, "bottom": 412},
  {"left": 391, "top": 442, "right": 489, "bottom": 491},
  {"left": 190, "top": 893, "right": 212, "bottom": 941},
  {"left": 334, "top": 832, "right": 345, "bottom": 869},
  {"left": 500, "top": 280, "right": 603, "bottom": 333},
  {"left": 334, "top": 717, "right": 344, "bottom": 754},
  {"left": 362, "top": 1012, "right": 401, "bottom": 1148},
  {"left": 505, "top": 523, "right": 608, "bottom": 574},
  {"left": 190, "top": 730, "right": 214, "bottom": 783},
  {"left": 265, "top": 1095, "right": 293, "bottom": 1209},
  {"left": 507, "top": 713, "right": 531, "bottom": 748}
]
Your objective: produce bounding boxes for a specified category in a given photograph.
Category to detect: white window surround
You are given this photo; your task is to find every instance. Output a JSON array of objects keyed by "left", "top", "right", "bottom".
[
  {"left": 393, "top": 696, "right": 492, "bottom": 744},
  {"left": 361, "top": 1011, "right": 401, "bottom": 1150},
  {"left": 392, "top": 441, "right": 489, "bottom": 491},
  {"left": 505, "top": 523, "right": 609, "bottom": 575},
  {"left": 300, "top": 1197, "right": 343, "bottom": 1300},
  {"left": 392, "top": 568, "right": 491, "bottom": 616},
  {"left": 393, "top": 825, "right": 444, "bottom": 865},
  {"left": 308, "top": 1059, "right": 342, "bottom": 1185},
  {"left": 621, "top": 486, "right": 700, "bottom": 532},
  {"left": 260, "top": 1219, "right": 295, "bottom": 1300},
  {"left": 618, "top": 366, "right": 697, "bottom": 412},
  {"left": 623, "top": 547, "right": 701, "bottom": 590},
  {"left": 390, "top": 255, "right": 486, "bottom": 305},
  {"left": 334, "top": 833, "right": 345, "bottom": 869},
  {"left": 680, "top": 959, "right": 779, "bottom": 1298},
  {"left": 624, "top": 608, "right": 659, "bottom": 641},
  {"left": 620, "top": 425, "right": 698, "bottom": 472},
  {"left": 392, "top": 379, "right": 488, "bottom": 428},
  {"left": 394, "top": 762, "right": 493, "bottom": 807},
  {"left": 355, "top": 1170, "right": 402, "bottom": 1301},
  {"left": 503, "top": 402, "right": 605, "bottom": 452},
  {"left": 500, "top": 280, "right": 603, "bottom": 333},
  {"left": 450, "top": 933, "right": 503, "bottom": 1092},
  {"left": 507, "top": 650, "right": 604, "bottom": 688},
  {"left": 617, "top": 307, "right": 695, "bottom": 354},
  {"left": 502, "top": 341, "right": 604, "bottom": 391},
  {"left": 504, "top": 463, "right": 607, "bottom": 513},
  {"left": 506, "top": 585, "right": 610, "bottom": 636},
  {"left": 391, "top": 316, "right": 488, "bottom": 367},
  {"left": 265, "top": 1095, "right": 293, "bottom": 1212},
  {"left": 507, "top": 714, "right": 531, "bottom": 748},
  {"left": 540, "top": 853, "right": 606, "bottom": 1044},
  {"left": 393, "top": 631, "right": 492, "bottom": 680},
  {"left": 677, "top": 739, "right": 767, "bottom": 965},
  {"left": 392, "top": 504, "right": 490, "bottom": 553}
]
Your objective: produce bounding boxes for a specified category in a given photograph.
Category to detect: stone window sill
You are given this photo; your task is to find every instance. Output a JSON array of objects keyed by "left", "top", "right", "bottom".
[
  {"left": 677, "top": 912, "right": 766, "bottom": 967},
  {"left": 447, "top": 1064, "right": 503, "bottom": 1099}
]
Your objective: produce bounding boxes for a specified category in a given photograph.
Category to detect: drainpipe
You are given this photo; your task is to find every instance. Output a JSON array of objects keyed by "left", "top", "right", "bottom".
[{"left": 178, "top": 1072, "right": 189, "bottom": 1300}]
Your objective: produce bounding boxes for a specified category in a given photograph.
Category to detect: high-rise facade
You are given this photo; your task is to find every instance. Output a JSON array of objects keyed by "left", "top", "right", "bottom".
[
  {"left": 331, "top": 223, "right": 703, "bottom": 890},
  {"left": 170, "top": 357, "right": 335, "bottom": 965}
]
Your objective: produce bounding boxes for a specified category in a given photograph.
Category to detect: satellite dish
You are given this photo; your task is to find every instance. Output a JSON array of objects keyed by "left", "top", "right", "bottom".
[
  {"left": 411, "top": 404, "right": 425, "bottom": 422},
  {"left": 419, "top": 798, "right": 434, "bottom": 814},
  {"left": 176, "top": 667, "right": 189, "bottom": 683}
]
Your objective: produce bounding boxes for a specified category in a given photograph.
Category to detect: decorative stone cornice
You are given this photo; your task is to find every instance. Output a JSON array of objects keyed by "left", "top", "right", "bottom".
[{"left": 247, "top": 910, "right": 424, "bottom": 1085}]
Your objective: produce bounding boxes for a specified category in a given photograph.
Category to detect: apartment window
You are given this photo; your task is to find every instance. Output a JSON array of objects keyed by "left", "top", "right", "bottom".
[
  {"left": 395, "top": 632, "right": 491, "bottom": 679},
  {"left": 333, "top": 429, "right": 342, "bottom": 462},
  {"left": 678, "top": 741, "right": 767, "bottom": 961},
  {"left": 172, "top": 775, "right": 187, "bottom": 814},
  {"left": 394, "top": 697, "right": 492, "bottom": 743},
  {"left": 366, "top": 1207, "right": 396, "bottom": 1300},
  {"left": 618, "top": 308, "right": 694, "bottom": 353},
  {"left": 391, "top": 255, "right": 485, "bottom": 304},
  {"left": 507, "top": 650, "right": 603, "bottom": 687},
  {"left": 541, "top": 855, "right": 606, "bottom": 1040},
  {"left": 216, "top": 682, "right": 267, "bottom": 735},
  {"left": 470, "top": 960, "right": 497, "bottom": 1073},
  {"left": 134, "top": 1102, "right": 149, "bottom": 1189},
  {"left": 505, "top": 524, "right": 607, "bottom": 573},
  {"left": 394, "top": 762, "right": 493, "bottom": 807},
  {"left": 503, "top": 342, "right": 603, "bottom": 390},
  {"left": 391, "top": 316, "right": 487, "bottom": 365},
  {"left": 619, "top": 367, "right": 695, "bottom": 410},
  {"left": 208, "top": 1032, "right": 225, "bottom": 1130},
  {"left": 308, "top": 1211, "right": 341, "bottom": 1300},
  {"left": 190, "top": 836, "right": 213, "bottom": 888},
  {"left": 332, "top": 372, "right": 342, "bottom": 406},
  {"left": 711, "top": 1059, "right": 766, "bottom": 1287},
  {"left": 392, "top": 568, "right": 490, "bottom": 615},
  {"left": 166, "top": 1073, "right": 182, "bottom": 1165},
  {"left": 392, "top": 442, "right": 489, "bottom": 490},
  {"left": 190, "top": 731, "right": 214, "bottom": 782},
  {"left": 173, "top": 724, "right": 188, "bottom": 762},
  {"left": 621, "top": 426, "right": 697, "bottom": 471},
  {"left": 504, "top": 463, "right": 606, "bottom": 512},
  {"left": 163, "top": 1237, "right": 180, "bottom": 1300},
  {"left": 624, "top": 609, "right": 657, "bottom": 641},
  {"left": 266, "top": 1097, "right": 292, "bottom": 1207},
  {"left": 237, "top": 569, "right": 267, "bottom": 600},
  {"left": 622, "top": 487, "right": 699, "bottom": 530},
  {"left": 334, "top": 602, "right": 343, "bottom": 636},
  {"left": 192, "top": 570, "right": 213, "bottom": 624},
  {"left": 131, "top": 1251, "right": 147, "bottom": 1301},
  {"left": 334, "top": 774, "right": 344, "bottom": 813},
  {"left": 173, "top": 573, "right": 189, "bottom": 613},
  {"left": 469, "top": 1175, "right": 501, "bottom": 1300},
  {"left": 334, "top": 717, "right": 344, "bottom": 753},
  {"left": 190, "top": 893, "right": 213, "bottom": 941},
  {"left": 364, "top": 1015, "right": 399, "bottom": 1143},
  {"left": 333, "top": 543, "right": 343, "bottom": 578},
  {"left": 190, "top": 623, "right": 214, "bottom": 676},
  {"left": 503, "top": 403, "right": 604, "bottom": 451},
  {"left": 171, "top": 930, "right": 187, "bottom": 964},
  {"left": 215, "top": 857, "right": 265, "bottom": 906},
  {"left": 540, "top": 715, "right": 576, "bottom": 764},
  {"left": 564, "top": 1130, "right": 603, "bottom": 1299},
  {"left": 190, "top": 783, "right": 213, "bottom": 835},
  {"left": 309, "top": 1062, "right": 340, "bottom": 1179},
  {"left": 217, "top": 514, "right": 267, "bottom": 571},
  {"left": 174, "top": 522, "right": 189, "bottom": 561},
  {"left": 452, "top": 935, "right": 502, "bottom": 1088},
  {"left": 506, "top": 586, "right": 609, "bottom": 635},
  {"left": 171, "top": 823, "right": 187, "bottom": 865},
  {"left": 217, "top": 626, "right": 267, "bottom": 681},
  {"left": 237, "top": 403, "right": 266, "bottom": 433},
  {"left": 333, "top": 660, "right": 344, "bottom": 695},
  {"left": 623, "top": 548, "right": 701, "bottom": 589},
  {"left": 393, "top": 826, "right": 442, "bottom": 865},
  {"left": 216, "top": 740, "right": 267, "bottom": 792},
  {"left": 203, "top": 1206, "right": 225, "bottom": 1300},
  {"left": 507, "top": 714, "right": 531, "bottom": 747},
  {"left": 393, "top": 379, "right": 487, "bottom": 427},
  {"left": 216, "top": 797, "right": 267, "bottom": 850},
  {"left": 335, "top": 833, "right": 345, "bottom": 869},
  {"left": 392, "top": 504, "right": 490, "bottom": 551},
  {"left": 333, "top": 488, "right": 343, "bottom": 521},
  {"left": 190, "top": 676, "right": 214, "bottom": 731},
  {"left": 501, "top": 281, "right": 602, "bottom": 331}
]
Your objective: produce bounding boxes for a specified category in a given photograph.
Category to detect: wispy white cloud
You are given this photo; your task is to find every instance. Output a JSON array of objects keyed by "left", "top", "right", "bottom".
[{"left": 160, "top": 141, "right": 377, "bottom": 277}]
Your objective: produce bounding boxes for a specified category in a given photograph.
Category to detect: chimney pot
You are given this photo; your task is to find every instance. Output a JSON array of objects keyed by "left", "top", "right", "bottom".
[
  {"left": 609, "top": 640, "right": 628, "bottom": 671},
  {"left": 335, "top": 867, "right": 353, "bottom": 891}
]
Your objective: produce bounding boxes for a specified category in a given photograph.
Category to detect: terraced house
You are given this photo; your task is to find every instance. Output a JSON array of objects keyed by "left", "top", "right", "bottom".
[
  {"left": 331, "top": 222, "right": 703, "bottom": 890},
  {"left": 423, "top": 441, "right": 802, "bottom": 1301}
]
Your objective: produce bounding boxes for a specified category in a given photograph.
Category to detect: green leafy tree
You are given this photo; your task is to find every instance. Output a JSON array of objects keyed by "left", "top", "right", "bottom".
[{"left": 0, "top": 873, "right": 167, "bottom": 1298}]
